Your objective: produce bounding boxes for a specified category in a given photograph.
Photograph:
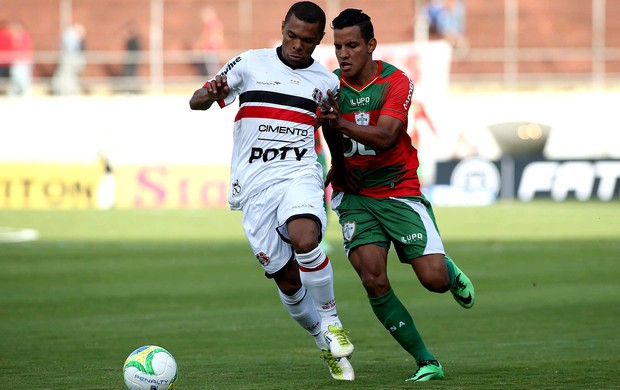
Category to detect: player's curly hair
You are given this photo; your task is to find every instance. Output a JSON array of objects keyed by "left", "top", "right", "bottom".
[
  {"left": 285, "top": 1, "right": 327, "bottom": 33},
  {"left": 331, "top": 8, "right": 375, "bottom": 43}
]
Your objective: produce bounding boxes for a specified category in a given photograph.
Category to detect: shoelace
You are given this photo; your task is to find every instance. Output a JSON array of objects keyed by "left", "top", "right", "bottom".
[
  {"left": 331, "top": 328, "right": 351, "bottom": 346},
  {"left": 453, "top": 273, "right": 466, "bottom": 291},
  {"left": 320, "top": 351, "right": 342, "bottom": 374}
]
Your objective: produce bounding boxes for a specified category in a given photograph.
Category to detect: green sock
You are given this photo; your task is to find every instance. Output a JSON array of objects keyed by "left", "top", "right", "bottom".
[
  {"left": 369, "top": 289, "right": 435, "bottom": 362},
  {"left": 445, "top": 255, "right": 456, "bottom": 287}
]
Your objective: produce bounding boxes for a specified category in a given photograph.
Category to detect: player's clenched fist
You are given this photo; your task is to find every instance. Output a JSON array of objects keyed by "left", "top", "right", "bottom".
[{"left": 189, "top": 74, "right": 230, "bottom": 110}]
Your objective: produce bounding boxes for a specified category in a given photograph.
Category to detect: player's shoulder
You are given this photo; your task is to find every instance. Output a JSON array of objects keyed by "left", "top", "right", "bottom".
[
  {"left": 379, "top": 61, "right": 407, "bottom": 78},
  {"left": 310, "top": 58, "right": 337, "bottom": 75},
  {"left": 307, "top": 59, "right": 339, "bottom": 84}
]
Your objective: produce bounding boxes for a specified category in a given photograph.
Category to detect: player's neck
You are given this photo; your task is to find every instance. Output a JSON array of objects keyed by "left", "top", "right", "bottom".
[{"left": 348, "top": 60, "right": 379, "bottom": 87}]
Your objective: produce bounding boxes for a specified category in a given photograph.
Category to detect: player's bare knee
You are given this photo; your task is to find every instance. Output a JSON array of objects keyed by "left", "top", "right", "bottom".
[
  {"left": 361, "top": 274, "right": 390, "bottom": 297},
  {"left": 291, "top": 238, "right": 320, "bottom": 254}
]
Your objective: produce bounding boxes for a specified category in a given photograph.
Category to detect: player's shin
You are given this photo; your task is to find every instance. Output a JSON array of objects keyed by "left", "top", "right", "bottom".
[
  {"left": 278, "top": 286, "right": 328, "bottom": 350},
  {"left": 296, "top": 246, "right": 340, "bottom": 329}
]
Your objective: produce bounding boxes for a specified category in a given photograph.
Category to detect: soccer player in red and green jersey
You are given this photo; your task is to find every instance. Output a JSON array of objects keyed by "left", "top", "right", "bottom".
[{"left": 320, "top": 8, "right": 475, "bottom": 382}]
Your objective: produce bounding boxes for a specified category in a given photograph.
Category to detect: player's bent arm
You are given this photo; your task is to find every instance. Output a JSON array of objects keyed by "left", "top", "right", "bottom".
[
  {"left": 189, "top": 88, "right": 217, "bottom": 110},
  {"left": 322, "top": 122, "right": 345, "bottom": 165},
  {"left": 335, "top": 114, "right": 403, "bottom": 150},
  {"left": 189, "top": 74, "right": 231, "bottom": 111},
  {"left": 322, "top": 122, "right": 360, "bottom": 192}
]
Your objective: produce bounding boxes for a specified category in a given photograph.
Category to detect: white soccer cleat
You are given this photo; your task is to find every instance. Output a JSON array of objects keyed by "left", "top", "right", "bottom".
[
  {"left": 324, "top": 325, "right": 354, "bottom": 358},
  {"left": 320, "top": 350, "right": 355, "bottom": 381}
]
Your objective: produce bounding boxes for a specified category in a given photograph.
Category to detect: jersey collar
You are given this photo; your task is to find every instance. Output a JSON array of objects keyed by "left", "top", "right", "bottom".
[
  {"left": 341, "top": 60, "right": 382, "bottom": 91},
  {"left": 276, "top": 46, "right": 315, "bottom": 70}
]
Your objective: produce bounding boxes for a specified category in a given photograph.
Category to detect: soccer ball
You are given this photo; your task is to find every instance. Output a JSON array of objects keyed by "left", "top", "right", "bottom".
[{"left": 123, "top": 345, "right": 178, "bottom": 390}]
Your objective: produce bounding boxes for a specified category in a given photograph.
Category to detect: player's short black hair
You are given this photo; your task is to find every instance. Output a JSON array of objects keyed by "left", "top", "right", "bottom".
[
  {"left": 331, "top": 8, "right": 374, "bottom": 43},
  {"left": 285, "top": 1, "right": 327, "bottom": 33}
]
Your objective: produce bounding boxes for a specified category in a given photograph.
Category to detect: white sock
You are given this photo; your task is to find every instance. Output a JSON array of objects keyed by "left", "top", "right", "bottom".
[
  {"left": 296, "top": 245, "right": 341, "bottom": 333},
  {"left": 278, "top": 287, "right": 329, "bottom": 350}
]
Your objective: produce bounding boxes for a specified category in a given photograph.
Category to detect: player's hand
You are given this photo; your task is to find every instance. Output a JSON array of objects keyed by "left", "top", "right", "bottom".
[
  {"left": 325, "top": 163, "right": 360, "bottom": 194},
  {"left": 319, "top": 89, "right": 342, "bottom": 129},
  {"left": 189, "top": 74, "right": 230, "bottom": 110},
  {"left": 203, "top": 74, "right": 230, "bottom": 101}
]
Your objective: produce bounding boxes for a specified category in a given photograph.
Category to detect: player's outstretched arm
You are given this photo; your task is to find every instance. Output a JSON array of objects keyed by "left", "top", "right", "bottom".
[{"left": 189, "top": 74, "right": 230, "bottom": 110}]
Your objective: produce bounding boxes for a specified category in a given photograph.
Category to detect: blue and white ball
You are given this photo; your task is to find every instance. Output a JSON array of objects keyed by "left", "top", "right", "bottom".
[{"left": 123, "top": 345, "right": 178, "bottom": 390}]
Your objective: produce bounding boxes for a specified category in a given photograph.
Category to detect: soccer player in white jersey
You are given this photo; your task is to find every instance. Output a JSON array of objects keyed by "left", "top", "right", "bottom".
[{"left": 189, "top": 1, "right": 354, "bottom": 381}]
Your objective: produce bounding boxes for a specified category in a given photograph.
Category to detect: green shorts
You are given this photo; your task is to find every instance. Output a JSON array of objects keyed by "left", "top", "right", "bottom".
[{"left": 331, "top": 192, "right": 446, "bottom": 262}]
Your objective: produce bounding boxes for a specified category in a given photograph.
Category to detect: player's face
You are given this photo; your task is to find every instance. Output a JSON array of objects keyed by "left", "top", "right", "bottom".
[
  {"left": 334, "top": 26, "right": 376, "bottom": 83},
  {"left": 281, "top": 14, "right": 324, "bottom": 67}
]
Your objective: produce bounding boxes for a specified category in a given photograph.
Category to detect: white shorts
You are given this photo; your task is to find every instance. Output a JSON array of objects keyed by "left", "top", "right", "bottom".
[{"left": 241, "top": 174, "right": 327, "bottom": 277}]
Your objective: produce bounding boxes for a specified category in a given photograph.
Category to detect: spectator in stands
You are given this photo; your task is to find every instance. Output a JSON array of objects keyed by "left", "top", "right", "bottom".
[
  {"left": 120, "top": 21, "right": 142, "bottom": 93},
  {"left": 194, "top": 6, "right": 224, "bottom": 76},
  {"left": 421, "top": 0, "right": 444, "bottom": 38},
  {"left": 52, "top": 22, "right": 87, "bottom": 95},
  {"left": 7, "top": 20, "right": 33, "bottom": 97},
  {"left": 435, "top": 0, "right": 468, "bottom": 50},
  {"left": 0, "top": 20, "right": 11, "bottom": 94}
]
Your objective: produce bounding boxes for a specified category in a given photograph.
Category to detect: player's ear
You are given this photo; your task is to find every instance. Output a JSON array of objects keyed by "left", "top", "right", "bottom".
[
  {"left": 281, "top": 20, "right": 286, "bottom": 34},
  {"left": 368, "top": 37, "right": 377, "bottom": 55}
]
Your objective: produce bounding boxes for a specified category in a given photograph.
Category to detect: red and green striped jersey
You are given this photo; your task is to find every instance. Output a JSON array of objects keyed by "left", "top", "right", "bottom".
[{"left": 333, "top": 61, "right": 421, "bottom": 198}]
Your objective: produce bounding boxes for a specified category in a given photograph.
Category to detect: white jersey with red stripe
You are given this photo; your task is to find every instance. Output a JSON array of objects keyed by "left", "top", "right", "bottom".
[{"left": 214, "top": 47, "right": 339, "bottom": 210}]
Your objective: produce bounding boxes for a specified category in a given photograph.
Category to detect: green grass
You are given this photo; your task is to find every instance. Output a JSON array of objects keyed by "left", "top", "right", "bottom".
[{"left": 1, "top": 201, "right": 619, "bottom": 389}]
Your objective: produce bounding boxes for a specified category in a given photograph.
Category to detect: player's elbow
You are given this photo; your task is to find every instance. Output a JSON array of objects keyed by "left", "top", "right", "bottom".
[
  {"left": 374, "top": 133, "right": 398, "bottom": 150},
  {"left": 189, "top": 97, "right": 207, "bottom": 110}
]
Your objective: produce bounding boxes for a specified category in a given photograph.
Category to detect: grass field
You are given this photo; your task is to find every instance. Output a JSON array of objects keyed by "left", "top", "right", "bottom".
[{"left": 1, "top": 201, "right": 619, "bottom": 389}]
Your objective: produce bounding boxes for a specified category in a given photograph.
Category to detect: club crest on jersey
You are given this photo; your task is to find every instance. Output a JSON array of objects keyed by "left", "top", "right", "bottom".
[
  {"left": 355, "top": 112, "right": 370, "bottom": 126},
  {"left": 342, "top": 221, "right": 356, "bottom": 242},
  {"left": 256, "top": 251, "right": 270, "bottom": 266},
  {"left": 311, "top": 88, "right": 324, "bottom": 106}
]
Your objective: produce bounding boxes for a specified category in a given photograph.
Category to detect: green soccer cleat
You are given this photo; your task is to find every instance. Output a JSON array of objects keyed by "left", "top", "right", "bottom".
[
  {"left": 320, "top": 349, "right": 355, "bottom": 381},
  {"left": 324, "top": 325, "right": 354, "bottom": 358},
  {"left": 405, "top": 359, "right": 444, "bottom": 382},
  {"left": 446, "top": 256, "right": 475, "bottom": 309}
]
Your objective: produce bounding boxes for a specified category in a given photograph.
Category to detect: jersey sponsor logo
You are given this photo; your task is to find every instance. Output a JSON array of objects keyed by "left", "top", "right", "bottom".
[
  {"left": 256, "top": 251, "right": 270, "bottom": 266},
  {"left": 342, "top": 221, "right": 356, "bottom": 242},
  {"left": 219, "top": 56, "right": 242, "bottom": 76},
  {"left": 248, "top": 147, "right": 308, "bottom": 163},
  {"left": 258, "top": 124, "right": 309, "bottom": 137},
  {"left": 350, "top": 96, "right": 370, "bottom": 107},
  {"left": 256, "top": 80, "right": 282, "bottom": 86}
]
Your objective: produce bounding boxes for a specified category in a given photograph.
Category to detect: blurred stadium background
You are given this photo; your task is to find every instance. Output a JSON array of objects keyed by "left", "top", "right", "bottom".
[
  {"left": 1, "top": 0, "right": 619, "bottom": 210},
  {"left": 2, "top": 2, "right": 620, "bottom": 388}
]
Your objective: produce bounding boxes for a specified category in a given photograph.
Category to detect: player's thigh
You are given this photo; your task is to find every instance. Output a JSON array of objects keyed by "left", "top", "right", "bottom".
[
  {"left": 331, "top": 192, "right": 390, "bottom": 256},
  {"left": 276, "top": 174, "right": 327, "bottom": 242},
  {"left": 377, "top": 196, "right": 445, "bottom": 262},
  {"left": 242, "top": 189, "right": 294, "bottom": 276}
]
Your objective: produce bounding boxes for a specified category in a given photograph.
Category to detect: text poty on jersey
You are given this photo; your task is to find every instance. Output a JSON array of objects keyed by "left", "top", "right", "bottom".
[{"left": 248, "top": 147, "right": 308, "bottom": 163}]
